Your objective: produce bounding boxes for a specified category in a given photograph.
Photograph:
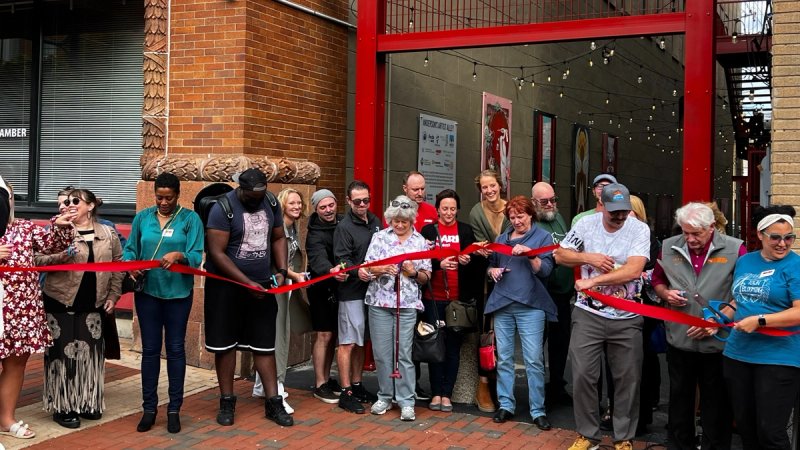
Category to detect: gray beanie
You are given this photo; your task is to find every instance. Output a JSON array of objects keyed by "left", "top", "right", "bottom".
[{"left": 311, "top": 189, "right": 336, "bottom": 210}]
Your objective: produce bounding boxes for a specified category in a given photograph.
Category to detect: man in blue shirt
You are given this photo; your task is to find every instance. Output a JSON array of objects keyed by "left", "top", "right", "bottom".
[{"left": 204, "top": 168, "right": 293, "bottom": 428}]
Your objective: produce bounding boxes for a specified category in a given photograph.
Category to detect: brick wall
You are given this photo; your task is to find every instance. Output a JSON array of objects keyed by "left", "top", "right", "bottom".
[
  {"left": 770, "top": 0, "right": 800, "bottom": 223},
  {"left": 168, "top": 0, "right": 350, "bottom": 202}
]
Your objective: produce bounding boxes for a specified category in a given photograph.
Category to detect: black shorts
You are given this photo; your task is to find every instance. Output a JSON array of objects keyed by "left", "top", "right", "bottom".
[
  {"left": 204, "top": 277, "right": 278, "bottom": 355},
  {"left": 308, "top": 284, "right": 339, "bottom": 332}
]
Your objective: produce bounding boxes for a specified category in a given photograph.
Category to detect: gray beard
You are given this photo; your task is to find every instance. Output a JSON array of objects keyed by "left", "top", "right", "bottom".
[{"left": 538, "top": 208, "right": 558, "bottom": 222}]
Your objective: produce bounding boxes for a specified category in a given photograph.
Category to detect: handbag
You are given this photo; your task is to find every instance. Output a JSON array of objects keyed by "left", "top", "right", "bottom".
[
  {"left": 478, "top": 318, "right": 497, "bottom": 372},
  {"left": 432, "top": 224, "right": 479, "bottom": 334},
  {"left": 412, "top": 280, "right": 446, "bottom": 363},
  {"left": 122, "top": 207, "right": 182, "bottom": 294}
]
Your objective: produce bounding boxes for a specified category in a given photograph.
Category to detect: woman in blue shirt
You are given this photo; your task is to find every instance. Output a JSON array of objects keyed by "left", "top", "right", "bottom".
[
  {"left": 720, "top": 204, "right": 800, "bottom": 450},
  {"left": 124, "top": 173, "right": 204, "bottom": 434},
  {"left": 485, "top": 196, "right": 556, "bottom": 430}
]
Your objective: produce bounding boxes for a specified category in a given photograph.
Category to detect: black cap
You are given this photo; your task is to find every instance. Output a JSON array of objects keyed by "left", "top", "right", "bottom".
[{"left": 232, "top": 168, "right": 267, "bottom": 191}]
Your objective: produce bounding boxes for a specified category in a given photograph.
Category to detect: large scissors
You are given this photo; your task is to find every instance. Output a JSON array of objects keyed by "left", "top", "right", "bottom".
[{"left": 656, "top": 260, "right": 736, "bottom": 341}]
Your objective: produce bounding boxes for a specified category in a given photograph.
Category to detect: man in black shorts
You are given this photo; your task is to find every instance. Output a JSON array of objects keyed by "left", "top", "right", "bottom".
[
  {"left": 306, "top": 189, "right": 344, "bottom": 403},
  {"left": 204, "top": 168, "right": 293, "bottom": 427}
]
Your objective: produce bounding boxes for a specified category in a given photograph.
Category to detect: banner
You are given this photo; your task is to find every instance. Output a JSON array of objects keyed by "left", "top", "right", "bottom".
[
  {"left": 481, "top": 93, "right": 512, "bottom": 197},
  {"left": 572, "top": 123, "right": 591, "bottom": 218},
  {"left": 418, "top": 114, "right": 457, "bottom": 204}
]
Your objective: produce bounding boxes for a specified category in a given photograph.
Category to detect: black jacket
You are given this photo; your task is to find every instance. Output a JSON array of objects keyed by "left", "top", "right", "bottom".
[
  {"left": 333, "top": 209, "right": 383, "bottom": 301},
  {"left": 420, "top": 221, "right": 483, "bottom": 303},
  {"left": 306, "top": 212, "right": 344, "bottom": 300}
]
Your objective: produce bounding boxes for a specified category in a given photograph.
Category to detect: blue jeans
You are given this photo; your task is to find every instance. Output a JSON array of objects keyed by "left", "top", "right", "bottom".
[
  {"left": 494, "top": 301, "right": 547, "bottom": 419},
  {"left": 135, "top": 292, "right": 193, "bottom": 412},
  {"left": 423, "top": 298, "right": 462, "bottom": 398}
]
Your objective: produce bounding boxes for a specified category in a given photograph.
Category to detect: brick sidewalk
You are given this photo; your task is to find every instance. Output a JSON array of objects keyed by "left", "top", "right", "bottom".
[{"left": 20, "top": 378, "right": 659, "bottom": 450}]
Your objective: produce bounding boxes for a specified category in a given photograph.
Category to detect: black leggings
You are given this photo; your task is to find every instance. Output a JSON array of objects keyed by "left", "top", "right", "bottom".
[{"left": 723, "top": 356, "right": 800, "bottom": 450}]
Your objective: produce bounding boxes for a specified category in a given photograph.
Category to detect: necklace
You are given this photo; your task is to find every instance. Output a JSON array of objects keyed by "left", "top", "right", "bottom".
[
  {"left": 157, "top": 209, "right": 173, "bottom": 218},
  {"left": 484, "top": 200, "right": 505, "bottom": 214}
]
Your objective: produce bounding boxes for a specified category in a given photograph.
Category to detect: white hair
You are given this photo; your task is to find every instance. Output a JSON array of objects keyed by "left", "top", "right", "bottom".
[
  {"left": 384, "top": 195, "right": 418, "bottom": 223},
  {"left": 675, "top": 202, "right": 715, "bottom": 230}
]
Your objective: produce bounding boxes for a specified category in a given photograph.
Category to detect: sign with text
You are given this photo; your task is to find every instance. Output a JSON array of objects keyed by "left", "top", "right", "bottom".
[
  {"left": 0, "top": 127, "right": 28, "bottom": 138},
  {"left": 418, "top": 114, "right": 457, "bottom": 204}
]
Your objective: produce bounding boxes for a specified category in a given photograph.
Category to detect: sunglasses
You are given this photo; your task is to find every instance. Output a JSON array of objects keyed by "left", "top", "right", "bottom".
[
  {"left": 608, "top": 210, "right": 631, "bottom": 218},
  {"left": 765, "top": 233, "right": 796, "bottom": 245},
  {"left": 536, "top": 196, "right": 558, "bottom": 206},
  {"left": 351, "top": 197, "right": 371, "bottom": 206},
  {"left": 62, "top": 197, "right": 82, "bottom": 207},
  {"left": 391, "top": 201, "right": 413, "bottom": 209}
]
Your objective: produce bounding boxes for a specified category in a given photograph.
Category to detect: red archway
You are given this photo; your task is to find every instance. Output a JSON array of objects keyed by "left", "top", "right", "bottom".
[{"left": 354, "top": 0, "right": 720, "bottom": 214}]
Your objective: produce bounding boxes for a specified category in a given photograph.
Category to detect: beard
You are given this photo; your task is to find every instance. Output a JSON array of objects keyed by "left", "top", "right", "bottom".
[{"left": 536, "top": 206, "right": 558, "bottom": 222}]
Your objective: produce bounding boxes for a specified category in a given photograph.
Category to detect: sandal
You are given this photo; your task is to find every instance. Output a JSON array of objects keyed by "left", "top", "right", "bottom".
[{"left": 0, "top": 420, "right": 36, "bottom": 439}]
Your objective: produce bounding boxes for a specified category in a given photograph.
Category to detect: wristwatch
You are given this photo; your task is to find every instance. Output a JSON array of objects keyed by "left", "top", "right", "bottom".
[
  {"left": 411, "top": 270, "right": 419, "bottom": 279},
  {"left": 277, "top": 269, "right": 288, "bottom": 279},
  {"left": 758, "top": 314, "right": 767, "bottom": 327}
]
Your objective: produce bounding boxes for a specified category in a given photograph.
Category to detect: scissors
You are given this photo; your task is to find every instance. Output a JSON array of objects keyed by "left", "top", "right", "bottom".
[
  {"left": 270, "top": 274, "right": 279, "bottom": 289},
  {"left": 493, "top": 259, "right": 511, "bottom": 282},
  {"left": 657, "top": 260, "right": 736, "bottom": 341}
]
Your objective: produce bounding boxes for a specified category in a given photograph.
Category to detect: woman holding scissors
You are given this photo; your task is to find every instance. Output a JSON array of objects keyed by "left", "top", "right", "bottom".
[
  {"left": 485, "top": 196, "right": 556, "bottom": 429},
  {"left": 420, "top": 189, "right": 480, "bottom": 412},
  {"left": 721, "top": 204, "right": 800, "bottom": 450}
]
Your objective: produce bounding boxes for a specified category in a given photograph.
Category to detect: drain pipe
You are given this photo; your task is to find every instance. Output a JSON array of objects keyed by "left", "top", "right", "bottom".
[{"left": 270, "top": 0, "right": 356, "bottom": 29}]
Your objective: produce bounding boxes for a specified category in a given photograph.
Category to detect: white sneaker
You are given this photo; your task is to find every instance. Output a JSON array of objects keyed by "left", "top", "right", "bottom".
[
  {"left": 282, "top": 397, "right": 294, "bottom": 415},
  {"left": 400, "top": 406, "right": 415, "bottom": 421},
  {"left": 278, "top": 381, "right": 289, "bottom": 399},
  {"left": 371, "top": 399, "right": 392, "bottom": 415}
]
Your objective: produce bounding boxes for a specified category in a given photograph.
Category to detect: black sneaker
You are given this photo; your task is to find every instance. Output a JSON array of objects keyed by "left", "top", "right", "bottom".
[
  {"left": 328, "top": 377, "right": 342, "bottom": 395},
  {"left": 265, "top": 395, "right": 294, "bottom": 426},
  {"left": 313, "top": 382, "right": 340, "bottom": 404},
  {"left": 351, "top": 383, "right": 378, "bottom": 403},
  {"left": 217, "top": 395, "right": 237, "bottom": 426},
  {"left": 414, "top": 385, "right": 431, "bottom": 401},
  {"left": 338, "top": 389, "right": 366, "bottom": 414}
]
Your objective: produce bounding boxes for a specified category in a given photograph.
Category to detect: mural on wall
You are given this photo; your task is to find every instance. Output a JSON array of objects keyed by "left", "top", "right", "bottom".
[
  {"left": 602, "top": 133, "right": 619, "bottom": 176},
  {"left": 572, "top": 123, "right": 591, "bottom": 218},
  {"left": 481, "top": 93, "right": 512, "bottom": 197},
  {"left": 533, "top": 110, "right": 557, "bottom": 185}
]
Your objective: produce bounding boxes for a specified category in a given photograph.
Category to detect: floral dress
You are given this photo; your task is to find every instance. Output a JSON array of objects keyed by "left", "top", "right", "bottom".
[
  {"left": 363, "top": 229, "right": 432, "bottom": 310},
  {"left": 0, "top": 218, "right": 72, "bottom": 359}
]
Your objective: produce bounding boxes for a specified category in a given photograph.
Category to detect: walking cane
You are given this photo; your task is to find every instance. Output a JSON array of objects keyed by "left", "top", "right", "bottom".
[{"left": 390, "top": 262, "right": 403, "bottom": 379}]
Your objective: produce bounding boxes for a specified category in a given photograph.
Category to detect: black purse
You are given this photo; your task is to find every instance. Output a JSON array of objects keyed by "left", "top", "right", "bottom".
[
  {"left": 432, "top": 224, "right": 479, "bottom": 334},
  {"left": 413, "top": 280, "right": 446, "bottom": 363},
  {"left": 121, "top": 207, "right": 181, "bottom": 294}
]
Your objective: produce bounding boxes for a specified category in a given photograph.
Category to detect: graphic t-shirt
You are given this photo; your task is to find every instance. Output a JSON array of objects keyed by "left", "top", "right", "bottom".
[
  {"left": 724, "top": 251, "right": 800, "bottom": 368},
  {"left": 560, "top": 213, "right": 651, "bottom": 319},
  {"left": 205, "top": 190, "right": 284, "bottom": 283},
  {"left": 428, "top": 222, "right": 460, "bottom": 301}
]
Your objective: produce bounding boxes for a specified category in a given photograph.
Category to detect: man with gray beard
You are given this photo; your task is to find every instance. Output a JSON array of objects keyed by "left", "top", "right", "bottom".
[{"left": 532, "top": 182, "right": 575, "bottom": 406}]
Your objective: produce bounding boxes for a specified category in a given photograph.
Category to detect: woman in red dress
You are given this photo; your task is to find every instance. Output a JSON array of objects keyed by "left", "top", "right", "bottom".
[{"left": 0, "top": 185, "right": 75, "bottom": 440}]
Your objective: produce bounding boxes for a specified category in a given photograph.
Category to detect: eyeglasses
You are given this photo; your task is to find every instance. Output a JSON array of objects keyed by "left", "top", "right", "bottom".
[
  {"left": 594, "top": 183, "right": 610, "bottom": 191},
  {"left": 62, "top": 197, "right": 82, "bottom": 207},
  {"left": 391, "top": 201, "right": 413, "bottom": 209},
  {"left": 351, "top": 197, "right": 371, "bottom": 206},
  {"left": 765, "top": 233, "right": 796, "bottom": 245},
  {"left": 535, "top": 196, "right": 558, "bottom": 206},
  {"left": 608, "top": 210, "right": 631, "bottom": 218}
]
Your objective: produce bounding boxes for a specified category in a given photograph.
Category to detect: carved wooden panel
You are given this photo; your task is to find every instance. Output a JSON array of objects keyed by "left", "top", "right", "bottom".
[
  {"left": 140, "top": 154, "right": 320, "bottom": 185},
  {"left": 143, "top": 52, "right": 167, "bottom": 116},
  {"left": 141, "top": 117, "right": 166, "bottom": 164},
  {"left": 144, "top": 0, "right": 168, "bottom": 53}
]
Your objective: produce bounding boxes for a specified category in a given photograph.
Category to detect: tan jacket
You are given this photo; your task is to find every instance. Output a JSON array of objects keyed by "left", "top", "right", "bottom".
[{"left": 36, "top": 223, "right": 124, "bottom": 307}]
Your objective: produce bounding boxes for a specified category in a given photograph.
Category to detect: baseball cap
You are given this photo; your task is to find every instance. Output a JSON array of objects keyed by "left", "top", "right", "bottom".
[
  {"left": 593, "top": 173, "right": 618, "bottom": 187},
  {"left": 311, "top": 189, "right": 335, "bottom": 210},
  {"left": 600, "top": 183, "right": 632, "bottom": 212},
  {"left": 232, "top": 168, "right": 267, "bottom": 191}
]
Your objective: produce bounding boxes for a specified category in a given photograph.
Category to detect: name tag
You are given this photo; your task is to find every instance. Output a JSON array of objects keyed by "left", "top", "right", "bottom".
[
  {"left": 759, "top": 269, "right": 774, "bottom": 278},
  {"left": 162, "top": 229, "right": 174, "bottom": 238}
]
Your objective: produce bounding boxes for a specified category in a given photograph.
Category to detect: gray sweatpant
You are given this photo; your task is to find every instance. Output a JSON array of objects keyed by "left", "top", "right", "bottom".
[
  {"left": 570, "top": 307, "right": 644, "bottom": 444},
  {"left": 368, "top": 305, "right": 417, "bottom": 408}
]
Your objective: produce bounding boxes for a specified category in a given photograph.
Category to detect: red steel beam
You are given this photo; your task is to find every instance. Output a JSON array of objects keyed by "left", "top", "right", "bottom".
[
  {"left": 377, "top": 13, "right": 686, "bottom": 53},
  {"left": 354, "top": 0, "right": 387, "bottom": 217},
  {"left": 683, "top": 0, "right": 717, "bottom": 203}
]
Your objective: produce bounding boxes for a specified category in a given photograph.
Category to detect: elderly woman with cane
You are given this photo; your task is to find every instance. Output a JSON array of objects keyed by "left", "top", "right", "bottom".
[{"left": 358, "top": 195, "right": 431, "bottom": 422}]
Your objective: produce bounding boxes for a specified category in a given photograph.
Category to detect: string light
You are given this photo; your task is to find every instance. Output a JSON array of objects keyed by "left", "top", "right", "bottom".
[
  {"left": 589, "top": 114, "right": 594, "bottom": 125},
  {"left": 672, "top": 109, "right": 676, "bottom": 117},
  {"left": 609, "top": 118, "right": 613, "bottom": 125},
  {"left": 566, "top": 66, "right": 570, "bottom": 76},
  {"left": 563, "top": 70, "right": 568, "bottom": 80},
  {"left": 559, "top": 89, "right": 564, "bottom": 98},
  {"left": 547, "top": 69, "right": 551, "bottom": 82},
  {"left": 409, "top": 7, "right": 414, "bottom": 29},
  {"left": 638, "top": 66, "right": 643, "bottom": 84},
  {"left": 732, "top": 19, "right": 740, "bottom": 44},
  {"left": 603, "top": 56, "right": 609, "bottom": 65},
  {"left": 652, "top": 99, "right": 656, "bottom": 110},
  {"left": 472, "top": 62, "right": 477, "bottom": 81},
  {"left": 531, "top": 79, "right": 535, "bottom": 87},
  {"left": 630, "top": 116, "right": 634, "bottom": 124},
  {"left": 589, "top": 57, "right": 593, "bottom": 67},
  {"left": 519, "top": 67, "right": 524, "bottom": 90},
  {"left": 591, "top": 41, "right": 596, "bottom": 50},
  {"left": 673, "top": 89, "right": 677, "bottom": 97},
  {"left": 424, "top": 52, "right": 429, "bottom": 67},
  {"left": 606, "top": 93, "right": 610, "bottom": 104},
  {"left": 659, "top": 37, "right": 666, "bottom": 50},
  {"left": 649, "top": 115, "right": 653, "bottom": 121},
  {"left": 609, "top": 49, "right": 615, "bottom": 57}
]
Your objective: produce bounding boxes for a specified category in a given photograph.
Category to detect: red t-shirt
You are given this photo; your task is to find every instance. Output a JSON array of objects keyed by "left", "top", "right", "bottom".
[
  {"left": 384, "top": 201, "right": 439, "bottom": 232},
  {"left": 428, "top": 222, "right": 460, "bottom": 301}
]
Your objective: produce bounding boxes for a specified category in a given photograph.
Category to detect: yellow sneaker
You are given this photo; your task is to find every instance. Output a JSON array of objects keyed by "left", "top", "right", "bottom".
[
  {"left": 614, "top": 441, "right": 633, "bottom": 450},
  {"left": 568, "top": 436, "right": 599, "bottom": 450}
]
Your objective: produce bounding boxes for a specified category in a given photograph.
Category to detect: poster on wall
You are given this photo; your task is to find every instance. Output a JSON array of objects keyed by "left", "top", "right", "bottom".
[
  {"left": 533, "top": 110, "right": 557, "bottom": 184},
  {"left": 481, "top": 93, "right": 512, "bottom": 197},
  {"left": 572, "top": 123, "right": 591, "bottom": 218},
  {"left": 417, "top": 114, "right": 457, "bottom": 204},
  {"left": 602, "top": 133, "right": 619, "bottom": 176}
]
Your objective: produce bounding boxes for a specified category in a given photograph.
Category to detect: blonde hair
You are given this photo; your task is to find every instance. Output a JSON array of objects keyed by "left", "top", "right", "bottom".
[
  {"left": 474, "top": 169, "right": 504, "bottom": 192},
  {"left": 630, "top": 195, "right": 647, "bottom": 223},
  {"left": 704, "top": 202, "right": 728, "bottom": 234},
  {"left": 277, "top": 187, "right": 309, "bottom": 220}
]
